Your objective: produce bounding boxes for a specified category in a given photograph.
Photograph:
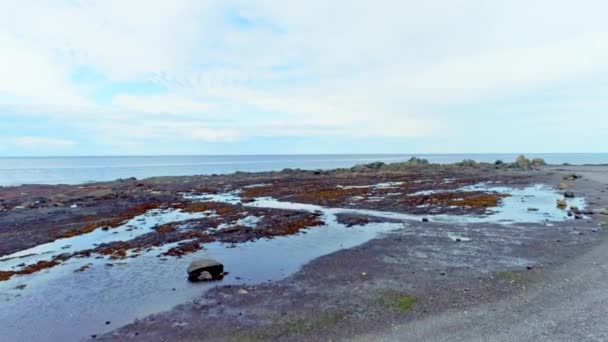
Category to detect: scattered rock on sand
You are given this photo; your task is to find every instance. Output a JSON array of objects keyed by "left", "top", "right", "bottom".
[
  {"left": 556, "top": 183, "right": 569, "bottom": 190},
  {"left": 564, "top": 191, "right": 575, "bottom": 198}
]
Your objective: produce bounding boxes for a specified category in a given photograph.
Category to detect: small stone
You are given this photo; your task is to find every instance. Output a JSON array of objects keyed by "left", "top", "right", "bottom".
[
  {"left": 238, "top": 289, "right": 249, "bottom": 295},
  {"left": 422, "top": 218, "right": 429, "bottom": 222},
  {"left": 105, "top": 321, "right": 111, "bottom": 325},
  {"left": 361, "top": 272, "right": 367, "bottom": 276},
  {"left": 564, "top": 191, "right": 575, "bottom": 198}
]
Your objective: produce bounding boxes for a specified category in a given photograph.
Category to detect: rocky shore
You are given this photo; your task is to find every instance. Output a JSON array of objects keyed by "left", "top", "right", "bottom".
[{"left": 1, "top": 157, "right": 607, "bottom": 341}]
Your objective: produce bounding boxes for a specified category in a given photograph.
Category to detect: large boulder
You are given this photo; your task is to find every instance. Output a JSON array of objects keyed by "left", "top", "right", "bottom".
[
  {"left": 515, "top": 155, "right": 532, "bottom": 170},
  {"left": 187, "top": 259, "right": 224, "bottom": 282},
  {"left": 531, "top": 158, "right": 547, "bottom": 167}
]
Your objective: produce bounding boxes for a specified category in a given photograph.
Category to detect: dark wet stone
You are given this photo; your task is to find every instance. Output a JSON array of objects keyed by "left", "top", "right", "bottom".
[
  {"left": 188, "top": 259, "right": 224, "bottom": 282},
  {"left": 564, "top": 191, "right": 575, "bottom": 198}
]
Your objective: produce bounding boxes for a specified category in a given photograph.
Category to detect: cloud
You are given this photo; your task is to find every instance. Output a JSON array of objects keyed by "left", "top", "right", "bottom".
[
  {"left": 7, "top": 136, "right": 76, "bottom": 148},
  {"left": 113, "top": 94, "right": 214, "bottom": 114},
  {"left": 0, "top": 0, "right": 607, "bottom": 154}
]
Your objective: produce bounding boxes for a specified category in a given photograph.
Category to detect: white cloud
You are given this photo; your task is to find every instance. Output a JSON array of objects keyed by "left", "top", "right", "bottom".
[
  {"left": 0, "top": 33, "right": 87, "bottom": 106},
  {"left": 8, "top": 136, "right": 76, "bottom": 148},
  {"left": 113, "top": 94, "right": 214, "bottom": 114},
  {"left": 0, "top": 0, "right": 607, "bottom": 153}
]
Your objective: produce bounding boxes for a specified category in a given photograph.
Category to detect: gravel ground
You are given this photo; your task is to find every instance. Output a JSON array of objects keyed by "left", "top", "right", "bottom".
[{"left": 98, "top": 167, "right": 608, "bottom": 341}]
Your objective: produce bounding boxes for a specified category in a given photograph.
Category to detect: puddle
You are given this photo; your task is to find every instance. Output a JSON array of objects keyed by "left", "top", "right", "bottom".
[
  {"left": 234, "top": 184, "right": 584, "bottom": 225},
  {"left": 0, "top": 209, "right": 210, "bottom": 269},
  {"left": 337, "top": 181, "right": 403, "bottom": 190},
  {"left": 0, "top": 182, "right": 585, "bottom": 341},
  {"left": 0, "top": 204, "right": 401, "bottom": 341}
]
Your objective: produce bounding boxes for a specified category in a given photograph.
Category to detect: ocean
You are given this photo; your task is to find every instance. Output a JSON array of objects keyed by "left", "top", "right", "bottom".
[{"left": 0, "top": 153, "right": 607, "bottom": 186}]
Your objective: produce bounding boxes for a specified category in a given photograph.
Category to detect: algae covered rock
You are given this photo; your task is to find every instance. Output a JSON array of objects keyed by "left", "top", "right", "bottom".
[
  {"left": 556, "top": 199, "right": 568, "bottom": 209},
  {"left": 515, "top": 155, "right": 532, "bottom": 170},
  {"left": 531, "top": 158, "right": 547, "bottom": 167}
]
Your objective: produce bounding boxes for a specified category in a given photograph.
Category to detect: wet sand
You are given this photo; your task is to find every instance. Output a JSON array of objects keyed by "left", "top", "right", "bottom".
[{"left": 1, "top": 160, "right": 606, "bottom": 341}]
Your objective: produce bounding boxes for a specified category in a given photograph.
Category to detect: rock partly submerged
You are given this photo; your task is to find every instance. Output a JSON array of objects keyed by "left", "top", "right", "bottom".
[{"left": 187, "top": 259, "right": 224, "bottom": 282}]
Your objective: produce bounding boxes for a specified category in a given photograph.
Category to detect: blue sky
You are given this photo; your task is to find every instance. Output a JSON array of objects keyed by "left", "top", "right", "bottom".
[{"left": 0, "top": 0, "right": 607, "bottom": 156}]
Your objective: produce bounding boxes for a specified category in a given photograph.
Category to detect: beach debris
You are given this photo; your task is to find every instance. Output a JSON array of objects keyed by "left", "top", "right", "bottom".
[
  {"left": 237, "top": 289, "right": 249, "bottom": 295},
  {"left": 187, "top": 258, "right": 224, "bottom": 282},
  {"left": 564, "top": 191, "right": 575, "bottom": 198}
]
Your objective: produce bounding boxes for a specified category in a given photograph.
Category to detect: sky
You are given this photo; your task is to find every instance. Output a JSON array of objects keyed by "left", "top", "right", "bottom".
[{"left": 0, "top": 0, "right": 607, "bottom": 156}]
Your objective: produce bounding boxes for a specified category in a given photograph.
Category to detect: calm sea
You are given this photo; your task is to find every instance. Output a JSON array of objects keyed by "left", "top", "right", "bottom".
[{"left": 0, "top": 154, "right": 607, "bottom": 186}]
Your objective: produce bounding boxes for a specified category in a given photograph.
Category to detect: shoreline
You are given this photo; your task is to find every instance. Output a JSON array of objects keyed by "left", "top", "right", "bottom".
[
  {"left": 2, "top": 153, "right": 607, "bottom": 187},
  {"left": 1, "top": 160, "right": 607, "bottom": 341}
]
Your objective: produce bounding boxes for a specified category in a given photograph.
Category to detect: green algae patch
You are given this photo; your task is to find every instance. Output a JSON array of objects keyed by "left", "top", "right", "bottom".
[
  {"left": 391, "top": 294, "right": 417, "bottom": 312},
  {"left": 375, "top": 291, "right": 417, "bottom": 313},
  {"left": 497, "top": 271, "right": 524, "bottom": 283}
]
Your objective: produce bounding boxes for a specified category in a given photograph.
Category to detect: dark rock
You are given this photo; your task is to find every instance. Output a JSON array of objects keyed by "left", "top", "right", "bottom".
[
  {"left": 187, "top": 259, "right": 224, "bottom": 282},
  {"left": 421, "top": 218, "right": 429, "bottom": 222},
  {"left": 564, "top": 191, "right": 575, "bottom": 198}
]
